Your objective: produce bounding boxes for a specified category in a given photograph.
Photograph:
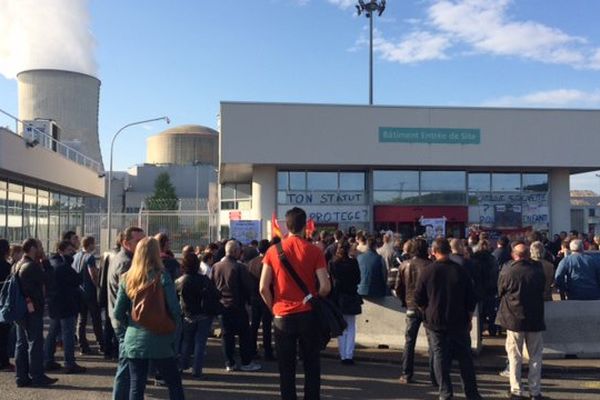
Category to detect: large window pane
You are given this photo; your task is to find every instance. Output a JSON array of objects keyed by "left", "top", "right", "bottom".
[
  {"left": 373, "top": 191, "right": 420, "bottom": 205},
  {"left": 289, "top": 172, "right": 306, "bottom": 190},
  {"left": 492, "top": 173, "right": 521, "bottom": 192},
  {"left": 49, "top": 192, "right": 60, "bottom": 247},
  {"left": 340, "top": 172, "right": 365, "bottom": 191},
  {"left": 373, "top": 171, "right": 419, "bottom": 191},
  {"left": 277, "top": 172, "right": 288, "bottom": 191},
  {"left": 420, "top": 191, "right": 467, "bottom": 205},
  {"left": 221, "top": 184, "right": 235, "bottom": 200},
  {"left": 236, "top": 184, "right": 251, "bottom": 199},
  {"left": 421, "top": 171, "right": 465, "bottom": 191},
  {"left": 23, "top": 186, "right": 37, "bottom": 239},
  {"left": 468, "top": 173, "right": 491, "bottom": 192},
  {"left": 522, "top": 173, "right": 548, "bottom": 192},
  {"left": 38, "top": 190, "right": 50, "bottom": 251},
  {"left": 7, "top": 183, "right": 23, "bottom": 243},
  {"left": 307, "top": 172, "right": 337, "bottom": 191}
]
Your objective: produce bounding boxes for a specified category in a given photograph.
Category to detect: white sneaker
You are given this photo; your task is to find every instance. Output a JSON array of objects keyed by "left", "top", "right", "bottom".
[
  {"left": 225, "top": 365, "right": 237, "bottom": 372},
  {"left": 240, "top": 362, "right": 262, "bottom": 372},
  {"left": 499, "top": 367, "right": 510, "bottom": 378}
]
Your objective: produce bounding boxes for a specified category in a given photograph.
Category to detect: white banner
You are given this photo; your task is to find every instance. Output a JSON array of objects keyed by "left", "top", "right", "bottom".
[{"left": 420, "top": 217, "right": 446, "bottom": 240}]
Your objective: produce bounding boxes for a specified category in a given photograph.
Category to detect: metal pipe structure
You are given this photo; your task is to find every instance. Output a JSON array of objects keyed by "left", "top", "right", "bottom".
[
  {"left": 107, "top": 117, "right": 170, "bottom": 248},
  {"left": 356, "top": 0, "right": 386, "bottom": 105}
]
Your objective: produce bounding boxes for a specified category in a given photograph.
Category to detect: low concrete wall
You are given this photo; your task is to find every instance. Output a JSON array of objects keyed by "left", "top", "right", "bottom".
[
  {"left": 355, "top": 296, "right": 482, "bottom": 354},
  {"left": 543, "top": 300, "right": 600, "bottom": 359}
]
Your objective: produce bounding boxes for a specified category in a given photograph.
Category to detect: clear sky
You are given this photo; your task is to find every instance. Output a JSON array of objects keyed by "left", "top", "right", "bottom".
[{"left": 1, "top": 0, "right": 600, "bottom": 191}]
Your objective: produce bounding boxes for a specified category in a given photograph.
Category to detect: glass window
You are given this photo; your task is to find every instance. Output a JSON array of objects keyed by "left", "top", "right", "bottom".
[
  {"left": 23, "top": 186, "right": 37, "bottom": 239},
  {"left": 277, "top": 172, "right": 288, "bottom": 191},
  {"left": 289, "top": 172, "right": 306, "bottom": 191},
  {"left": 7, "top": 183, "right": 23, "bottom": 243},
  {"left": 238, "top": 200, "right": 251, "bottom": 210},
  {"left": 221, "top": 184, "right": 235, "bottom": 200},
  {"left": 277, "top": 191, "right": 287, "bottom": 204},
  {"left": 236, "top": 184, "right": 251, "bottom": 199},
  {"left": 522, "top": 173, "right": 548, "bottom": 192},
  {"left": 420, "top": 191, "right": 467, "bottom": 205},
  {"left": 0, "top": 180, "right": 6, "bottom": 238},
  {"left": 37, "top": 189, "right": 50, "bottom": 250},
  {"left": 468, "top": 173, "right": 491, "bottom": 192},
  {"left": 373, "top": 191, "right": 421, "bottom": 205},
  {"left": 373, "top": 171, "right": 419, "bottom": 191},
  {"left": 492, "top": 173, "right": 521, "bottom": 192},
  {"left": 340, "top": 172, "right": 365, "bottom": 191},
  {"left": 420, "top": 171, "right": 465, "bottom": 191},
  {"left": 307, "top": 172, "right": 337, "bottom": 191},
  {"left": 220, "top": 201, "right": 236, "bottom": 210}
]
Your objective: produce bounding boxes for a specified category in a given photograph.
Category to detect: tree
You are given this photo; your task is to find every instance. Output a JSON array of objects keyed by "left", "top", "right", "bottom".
[{"left": 146, "top": 172, "right": 179, "bottom": 210}]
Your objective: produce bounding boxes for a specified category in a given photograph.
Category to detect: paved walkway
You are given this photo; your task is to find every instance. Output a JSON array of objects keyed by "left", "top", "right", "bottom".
[{"left": 0, "top": 336, "right": 598, "bottom": 399}]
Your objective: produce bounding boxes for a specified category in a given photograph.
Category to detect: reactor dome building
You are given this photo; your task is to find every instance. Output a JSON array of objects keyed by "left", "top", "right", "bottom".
[{"left": 146, "top": 124, "right": 218, "bottom": 165}]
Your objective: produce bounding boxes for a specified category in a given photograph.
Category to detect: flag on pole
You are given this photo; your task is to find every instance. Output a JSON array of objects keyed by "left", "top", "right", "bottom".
[
  {"left": 305, "top": 218, "right": 316, "bottom": 239},
  {"left": 271, "top": 212, "right": 282, "bottom": 238}
]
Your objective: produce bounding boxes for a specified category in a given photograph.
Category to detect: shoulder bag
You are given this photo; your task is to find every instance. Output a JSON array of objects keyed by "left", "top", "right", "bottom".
[{"left": 131, "top": 273, "right": 176, "bottom": 335}]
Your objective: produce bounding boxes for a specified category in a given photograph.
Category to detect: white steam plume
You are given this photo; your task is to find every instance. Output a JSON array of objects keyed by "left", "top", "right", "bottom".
[{"left": 0, "top": 0, "right": 97, "bottom": 79}]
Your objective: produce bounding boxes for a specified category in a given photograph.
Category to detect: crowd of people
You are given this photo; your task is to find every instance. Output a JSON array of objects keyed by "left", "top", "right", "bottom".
[{"left": 1, "top": 208, "right": 600, "bottom": 399}]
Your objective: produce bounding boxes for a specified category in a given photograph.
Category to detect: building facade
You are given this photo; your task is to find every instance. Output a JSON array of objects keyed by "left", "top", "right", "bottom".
[{"left": 219, "top": 102, "right": 600, "bottom": 239}]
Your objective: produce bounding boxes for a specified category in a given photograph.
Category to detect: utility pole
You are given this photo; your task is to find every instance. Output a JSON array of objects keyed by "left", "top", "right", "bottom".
[{"left": 356, "top": 0, "right": 386, "bottom": 105}]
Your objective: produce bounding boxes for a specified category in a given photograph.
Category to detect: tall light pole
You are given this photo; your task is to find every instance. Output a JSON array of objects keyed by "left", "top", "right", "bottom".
[
  {"left": 107, "top": 116, "right": 170, "bottom": 249},
  {"left": 193, "top": 160, "right": 201, "bottom": 213},
  {"left": 356, "top": 0, "right": 386, "bottom": 105}
]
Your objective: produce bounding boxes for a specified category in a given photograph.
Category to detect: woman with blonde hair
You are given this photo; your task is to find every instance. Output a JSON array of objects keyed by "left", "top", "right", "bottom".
[{"left": 113, "top": 237, "right": 185, "bottom": 400}]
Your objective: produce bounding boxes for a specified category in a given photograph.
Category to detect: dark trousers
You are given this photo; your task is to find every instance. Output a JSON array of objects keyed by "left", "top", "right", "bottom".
[
  {"left": 401, "top": 311, "right": 422, "bottom": 379},
  {"left": 102, "top": 307, "right": 117, "bottom": 357},
  {"left": 481, "top": 296, "right": 499, "bottom": 335},
  {"left": 0, "top": 322, "right": 10, "bottom": 367},
  {"left": 77, "top": 298, "right": 103, "bottom": 349},
  {"left": 427, "top": 328, "right": 480, "bottom": 400},
  {"left": 250, "top": 298, "right": 273, "bottom": 358},
  {"left": 219, "top": 307, "right": 253, "bottom": 367},
  {"left": 15, "top": 312, "right": 44, "bottom": 384},
  {"left": 274, "top": 311, "right": 321, "bottom": 400},
  {"left": 128, "top": 358, "right": 185, "bottom": 400}
]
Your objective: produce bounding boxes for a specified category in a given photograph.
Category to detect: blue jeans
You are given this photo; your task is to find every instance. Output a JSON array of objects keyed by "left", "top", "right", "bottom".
[
  {"left": 15, "top": 312, "right": 44, "bottom": 384},
  {"left": 180, "top": 316, "right": 212, "bottom": 376},
  {"left": 401, "top": 311, "right": 422, "bottom": 379},
  {"left": 128, "top": 357, "right": 185, "bottom": 400},
  {"left": 44, "top": 316, "right": 76, "bottom": 367},
  {"left": 427, "top": 328, "right": 480, "bottom": 400},
  {"left": 112, "top": 329, "right": 130, "bottom": 400}
]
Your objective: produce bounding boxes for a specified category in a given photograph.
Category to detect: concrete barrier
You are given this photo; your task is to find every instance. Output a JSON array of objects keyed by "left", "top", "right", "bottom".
[
  {"left": 542, "top": 300, "right": 600, "bottom": 359},
  {"left": 355, "top": 296, "right": 482, "bottom": 354}
]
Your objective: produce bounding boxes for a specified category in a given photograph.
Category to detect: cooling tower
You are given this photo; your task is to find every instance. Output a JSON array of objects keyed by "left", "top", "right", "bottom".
[
  {"left": 146, "top": 124, "right": 218, "bottom": 165},
  {"left": 17, "top": 69, "right": 104, "bottom": 168}
]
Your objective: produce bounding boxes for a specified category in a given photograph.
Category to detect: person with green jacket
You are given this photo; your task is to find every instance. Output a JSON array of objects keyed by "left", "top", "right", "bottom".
[{"left": 113, "top": 237, "right": 184, "bottom": 400}]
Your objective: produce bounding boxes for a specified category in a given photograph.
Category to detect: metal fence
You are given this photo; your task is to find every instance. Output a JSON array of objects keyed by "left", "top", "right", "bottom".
[{"left": 85, "top": 210, "right": 218, "bottom": 254}]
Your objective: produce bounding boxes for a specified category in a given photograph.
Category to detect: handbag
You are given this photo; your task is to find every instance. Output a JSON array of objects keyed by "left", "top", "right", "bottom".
[
  {"left": 131, "top": 273, "right": 176, "bottom": 335},
  {"left": 276, "top": 242, "right": 347, "bottom": 350}
]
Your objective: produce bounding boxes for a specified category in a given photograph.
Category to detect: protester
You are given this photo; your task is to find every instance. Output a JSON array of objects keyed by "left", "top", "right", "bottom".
[
  {"left": 199, "top": 251, "right": 214, "bottom": 277},
  {"left": 493, "top": 236, "right": 512, "bottom": 270},
  {"left": 329, "top": 239, "right": 362, "bottom": 365},
  {"left": 395, "top": 238, "right": 432, "bottom": 384},
  {"left": 72, "top": 236, "right": 103, "bottom": 355},
  {"left": 113, "top": 237, "right": 184, "bottom": 400},
  {"left": 530, "top": 241, "right": 555, "bottom": 301},
  {"left": 260, "top": 207, "right": 331, "bottom": 400},
  {"left": 0, "top": 238, "right": 12, "bottom": 371},
  {"left": 109, "top": 226, "right": 145, "bottom": 400},
  {"left": 555, "top": 239, "right": 600, "bottom": 300},
  {"left": 246, "top": 239, "right": 274, "bottom": 361},
  {"left": 99, "top": 233, "right": 122, "bottom": 360},
  {"left": 496, "top": 242, "right": 546, "bottom": 400},
  {"left": 472, "top": 239, "right": 500, "bottom": 336},
  {"left": 14, "top": 238, "right": 57, "bottom": 387},
  {"left": 324, "top": 230, "right": 344, "bottom": 264},
  {"left": 377, "top": 232, "right": 396, "bottom": 289},
  {"left": 45, "top": 240, "right": 86, "bottom": 374},
  {"left": 9, "top": 244, "right": 23, "bottom": 266},
  {"left": 212, "top": 240, "right": 261, "bottom": 372},
  {"left": 357, "top": 237, "right": 387, "bottom": 298},
  {"left": 155, "top": 233, "right": 181, "bottom": 281},
  {"left": 415, "top": 238, "right": 482, "bottom": 400},
  {"left": 176, "top": 252, "right": 220, "bottom": 377}
]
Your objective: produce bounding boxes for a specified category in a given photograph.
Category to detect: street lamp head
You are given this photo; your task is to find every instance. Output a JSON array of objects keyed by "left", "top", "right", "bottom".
[{"left": 164, "top": 116, "right": 171, "bottom": 124}]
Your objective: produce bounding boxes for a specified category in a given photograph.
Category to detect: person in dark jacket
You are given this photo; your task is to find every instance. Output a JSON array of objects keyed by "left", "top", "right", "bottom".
[
  {"left": 176, "top": 252, "right": 217, "bottom": 378},
  {"left": 357, "top": 237, "right": 387, "bottom": 298},
  {"left": 493, "top": 235, "right": 512, "bottom": 270},
  {"left": 450, "top": 238, "right": 483, "bottom": 302},
  {"left": 415, "top": 238, "right": 482, "bottom": 400},
  {"left": 155, "top": 233, "right": 181, "bottom": 281},
  {"left": 394, "top": 238, "right": 432, "bottom": 384},
  {"left": 329, "top": 239, "right": 362, "bottom": 365},
  {"left": 14, "top": 238, "right": 58, "bottom": 388},
  {"left": 212, "top": 240, "right": 261, "bottom": 372},
  {"left": 496, "top": 242, "right": 546, "bottom": 400},
  {"left": 44, "top": 240, "right": 86, "bottom": 374},
  {"left": 0, "top": 238, "right": 12, "bottom": 371},
  {"left": 472, "top": 239, "right": 500, "bottom": 336},
  {"left": 98, "top": 233, "right": 122, "bottom": 360}
]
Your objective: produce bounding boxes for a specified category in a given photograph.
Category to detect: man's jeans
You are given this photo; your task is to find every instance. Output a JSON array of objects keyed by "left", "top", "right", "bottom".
[
  {"left": 78, "top": 299, "right": 104, "bottom": 350},
  {"left": 112, "top": 329, "right": 130, "bottom": 400},
  {"left": 15, "top": 312, "right": 44, "bottom": 384},
  {"left": 274, "top": 311, "right": 321, "bottom": 400},
  {"left": 250, "top": 297, "right": 273, "bottom": 358},
  {"left": 44, "top": 316, "right": 76, "bottom": 367},
  {"left": 401, "top": 310, "right": 422, "bottom": 379},
  {"left": 180, "top": 316, "right": 212, "bottom": 375},
  {"left": 427, "top": 328, "right": 480, "bottom": 400},
  {"left": 103, "top": 307, "right": 118, "bottom": 358},
  {"left": 219, "top": 307, "right": 253, "bottom": 367},
  {"left": 506, "top": 330, "right": 543, "bottom": 397},
  {"left": 128, "top": 357, "right": 185, "bottom": 400}
]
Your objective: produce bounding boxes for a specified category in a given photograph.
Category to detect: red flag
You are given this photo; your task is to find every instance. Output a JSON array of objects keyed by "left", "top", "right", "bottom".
[
  {"left": 271, "top": 212, "right": 282, "bottom": 238},
  {"left": 306, "top": 218, "right": 316, "bottom": 239}
]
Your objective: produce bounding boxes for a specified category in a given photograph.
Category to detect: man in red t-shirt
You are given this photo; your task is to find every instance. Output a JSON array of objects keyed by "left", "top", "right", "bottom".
[{"left": 260, "top": 207, "right": 330, "bottom": 400}]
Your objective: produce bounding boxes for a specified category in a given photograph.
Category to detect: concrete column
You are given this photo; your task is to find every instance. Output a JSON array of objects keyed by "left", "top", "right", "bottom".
[
  {"left": 251, "top": 165, "right": 276, "bottom": 239},
  {"left": 550, "top": 169, "right": 571, "bottom": 234}
]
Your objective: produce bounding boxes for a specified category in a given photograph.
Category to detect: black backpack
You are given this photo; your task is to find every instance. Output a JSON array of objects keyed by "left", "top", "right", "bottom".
[{"left": 199, "top": 275, "right": 224, "bottom": 316}]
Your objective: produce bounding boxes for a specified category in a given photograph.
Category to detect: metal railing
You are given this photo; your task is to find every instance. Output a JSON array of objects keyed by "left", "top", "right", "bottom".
[{"left": 0, "top": 107, "right": 103, "bottom": 173}]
